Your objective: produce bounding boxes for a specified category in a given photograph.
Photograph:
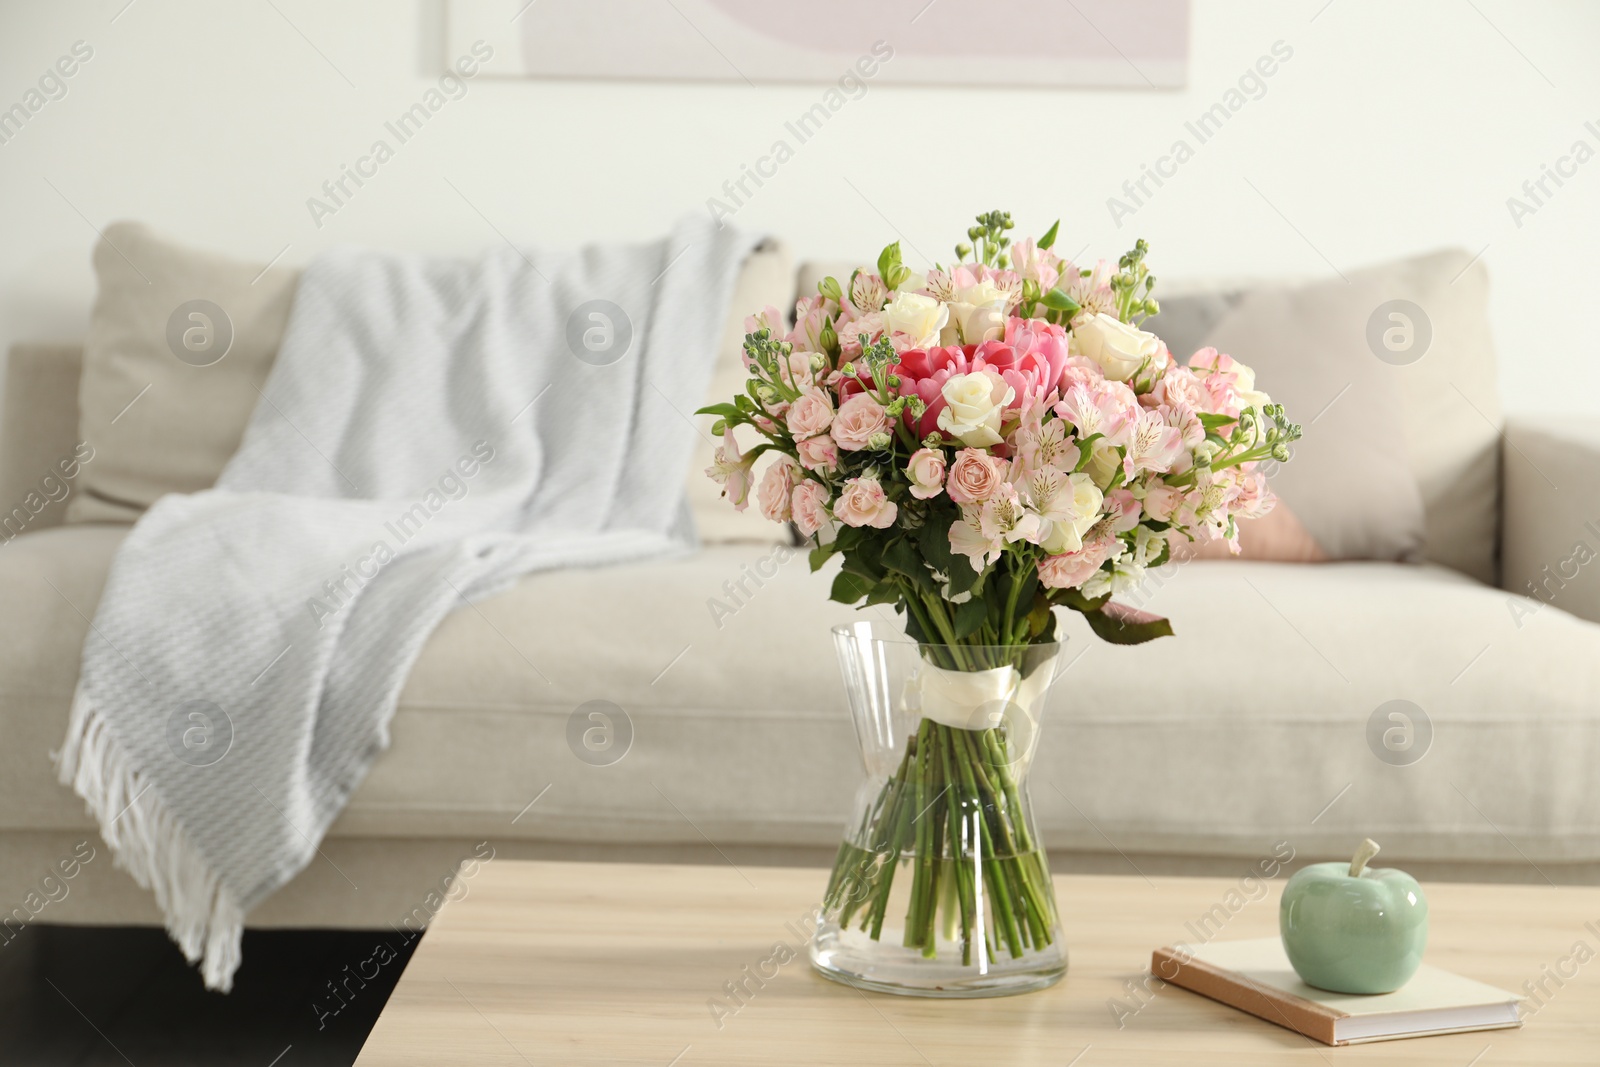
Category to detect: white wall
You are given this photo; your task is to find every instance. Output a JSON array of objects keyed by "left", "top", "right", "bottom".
[{"left": 1, "top": 0, "right": 1595, "bottom": 415}]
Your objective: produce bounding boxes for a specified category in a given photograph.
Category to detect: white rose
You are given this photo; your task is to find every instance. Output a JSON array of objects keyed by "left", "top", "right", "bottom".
[
  {"left": 944, "top": 278, "right": 1012, "bottom": 344},
  {"left": 1230, "top": 360, "right": 1272, "bottom": 410},
  {"left": 936, "top": 370, "right": 1014, "bottom": 448},
  {"left": 1073, "top": 312, "right": 1160, "bottom": 382},
  {"left": 880, "top": 292, "right": 949, "bottom": 349}
]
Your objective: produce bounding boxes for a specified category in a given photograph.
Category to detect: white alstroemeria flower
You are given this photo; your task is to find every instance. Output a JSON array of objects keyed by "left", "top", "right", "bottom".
[
  {"left": 978, "top": 483, "right": 1041, "bottom": 545},
  {"left": 1028, "top": 470, "right": 1103, "bottom": 552},
  {"left": 1081, "top": 557, "right": 1146, "bottom": 600},
  {"left": 1122, "top": 409, "right": 1185, "bottom": 477},
  {"left": 949, "top": 504, "right": 1003, "bottom": 569}
]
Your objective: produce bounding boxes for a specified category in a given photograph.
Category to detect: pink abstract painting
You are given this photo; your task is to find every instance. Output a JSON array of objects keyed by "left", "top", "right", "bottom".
[{"left": 448, "top": 0, "right": 1189, "bottom": 89}]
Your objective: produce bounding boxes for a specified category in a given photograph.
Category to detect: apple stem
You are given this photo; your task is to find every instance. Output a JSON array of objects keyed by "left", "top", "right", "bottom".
[{"left": 1349, "top": 838, "right": 1381, "bottom": 878}]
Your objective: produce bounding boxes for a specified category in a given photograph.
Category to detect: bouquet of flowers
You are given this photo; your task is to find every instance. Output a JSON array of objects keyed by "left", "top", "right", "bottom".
[{"left": 702, "top": 211, "right": 1299, "bottom": 977}]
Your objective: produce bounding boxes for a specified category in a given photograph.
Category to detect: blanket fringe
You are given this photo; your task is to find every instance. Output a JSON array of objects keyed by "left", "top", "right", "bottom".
[{"left": 55, "top": 687, "right": 245, "bottom": 992}]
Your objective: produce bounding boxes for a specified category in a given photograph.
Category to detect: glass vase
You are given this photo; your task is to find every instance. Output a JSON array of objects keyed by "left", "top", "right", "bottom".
[{"left": 810, "top": 620, "right": 1067, "bottom": 998}]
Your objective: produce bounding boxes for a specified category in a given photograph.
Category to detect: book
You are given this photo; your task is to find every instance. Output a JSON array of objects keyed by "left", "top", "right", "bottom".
[{"left": 1152, "top": 938, "right": 1522, "bottom": 1046}]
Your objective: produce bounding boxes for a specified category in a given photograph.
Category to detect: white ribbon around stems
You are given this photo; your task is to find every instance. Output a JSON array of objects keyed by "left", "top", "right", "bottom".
[{"left": 905, "top": 661, "right": 1052, "bottom": 733}]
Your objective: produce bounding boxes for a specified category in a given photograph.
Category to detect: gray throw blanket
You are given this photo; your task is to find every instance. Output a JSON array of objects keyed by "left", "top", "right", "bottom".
[{"left": 57, "top": 216, "right": 758, "bottom": 990}]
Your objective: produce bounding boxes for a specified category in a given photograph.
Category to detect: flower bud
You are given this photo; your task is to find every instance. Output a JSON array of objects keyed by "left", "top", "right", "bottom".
[{"left": 866, "top": 432, "right": 893, "bottom": 451}]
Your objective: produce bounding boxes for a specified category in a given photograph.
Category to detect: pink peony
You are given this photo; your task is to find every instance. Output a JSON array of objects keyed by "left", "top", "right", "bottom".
[
  {"left": 796, "top": 433, "right": 840, "bottom": 473},
  {"left": 790, "top": 479, "right": 832, "bottom": 537},
  {"left": 831, "top": 392, "right": 891, "bottom": 451},
  {"left": 945, "top": 447, "right": 1006, "bottom": 505},
  {"left": 758, "top": 458, "right": 798, "bottom": 524},
  {"left": 1001, "top": 318, "right": 1071, "bottom": 404},
  {"left": 905, "top": 448, "right": 947, "bottom": 499},
  {"left": 833, "top": 476, "right": 898, "bottom": 529},
  {"left": 786, "top": 386, "right": 834, "bottom": 439}
]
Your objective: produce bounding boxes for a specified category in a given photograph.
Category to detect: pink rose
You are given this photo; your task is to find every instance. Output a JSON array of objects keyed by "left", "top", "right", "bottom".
[
  {"left": 831, "top": 392, "right": 891, "bottom": 452},
  {"left": 758, "top": 458, "right": 798, "bottom": 523},
  {"left": 837, "top": 311, "right": 884, "bottom": 358},
  {"left": 796, "top": 434, "right": 840, "bottom": 473},
  {"left": 1142, "top": 482, "right": 1182, "bottom": 523},
  {"left": 946, "top": 448, "right": 1005, "bottom": 505},
  {"left": 905, "top": 448, "right": 947, "bottom": 499},
  {"left": 790, "top": 479, "right": 832, "bottom": 538},
  {"left": 1037, "top": 533, "right": 1120, "bottom": 590},
  {"left": 786, "top": 386, "right": 834, "bottom": 439},
  {"left": 833, "top": 476, "right": 898, "bottom": 529}
]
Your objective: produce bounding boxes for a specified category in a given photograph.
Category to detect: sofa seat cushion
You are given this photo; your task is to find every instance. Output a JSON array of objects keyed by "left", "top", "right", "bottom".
[{"left": 8, "top": 527, "right": 1600, "bottom": 869}]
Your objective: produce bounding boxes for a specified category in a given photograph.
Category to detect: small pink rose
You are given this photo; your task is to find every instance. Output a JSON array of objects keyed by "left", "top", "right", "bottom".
[
  {"left": 791, "top": 479, "right": 832, "bottom": 537},
  {"left": 945, "top": 447, "right": 1005, "bottom": 505},
  {"left": 786, "top": 386, "right": 834, "bottom": 439},
  {"left": 758, "top": 458, "right": 798, "bottom": 524},
  {"left": 834, "top": 476, "right": 898, "bottom": 529},
  {"left": 831, "top": 392, "right": 891, "bottom": 452},
  {"left": 796, "top": 434, "right": 840, "bottom": 473},
  {"left": 905, "top": 448, "right": 947, "bottom": 500}
]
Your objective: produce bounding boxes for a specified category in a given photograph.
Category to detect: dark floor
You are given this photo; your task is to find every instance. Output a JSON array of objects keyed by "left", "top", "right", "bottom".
[{"left": 0, "top": 924, "right": 418, "bottom": 1066}]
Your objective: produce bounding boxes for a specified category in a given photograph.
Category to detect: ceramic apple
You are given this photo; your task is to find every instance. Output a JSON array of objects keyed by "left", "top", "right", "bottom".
[{"left": 1279, "top": 839, "right": 1428, "bottom": 994}]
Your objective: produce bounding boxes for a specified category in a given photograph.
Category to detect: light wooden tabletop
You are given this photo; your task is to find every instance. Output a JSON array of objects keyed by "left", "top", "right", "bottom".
[{"left": 354, "top": 859, "right": 1600, "bottom": 1065}]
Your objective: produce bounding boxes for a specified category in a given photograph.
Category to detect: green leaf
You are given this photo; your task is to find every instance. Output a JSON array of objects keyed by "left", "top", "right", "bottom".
[
  {"left": 946, "top": 552, "right": 980, "bottom": 595},
  {"left": 917, "top": 509, "right": 956, "bottom": 572},
  {"left": 1027, "top": 593, "right": 1055, "bottom": 639},
  {"left": 882, "top": 537, "right": 934, "bottom": 592},
  {"left": 830, "top": 570, "right": 874, "bottom": 605},
  {"left": 1081, "top": 601, "right": 1175, "bottom": 645},
  {"left": 1041, "top": 288, "right": 1081, "bottom": 316},
  {"left": 1037, "top": 219, "right": 1060, "bottom": 250},
  {"left": 1197, "top": 412, "right": 1238, "bottom": 432},
  {"left": 693, "top": 402, "right": 743, "bottom": 420},
  {"left": 1072, "top": 433, "right": 1103, "bottom": 473},
  {"left": 862, "top": 582, "right": 901, "bottom": 608},
  {"left": 809, "top": 540, "right": 838, "bottom": 573},
  {"left": 952, "top": 598, "right": 987, "bottom": 640}
]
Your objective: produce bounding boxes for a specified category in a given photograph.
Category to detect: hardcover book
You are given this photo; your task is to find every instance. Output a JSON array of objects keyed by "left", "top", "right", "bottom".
[{"left": 1153, "top": 938, "right": 1522, "bottom": 1046}]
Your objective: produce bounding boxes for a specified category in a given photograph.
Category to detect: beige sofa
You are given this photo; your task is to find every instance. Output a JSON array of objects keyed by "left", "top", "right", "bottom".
[{"left": 4, "top": 253, "right": 1600, "bottom": 942}]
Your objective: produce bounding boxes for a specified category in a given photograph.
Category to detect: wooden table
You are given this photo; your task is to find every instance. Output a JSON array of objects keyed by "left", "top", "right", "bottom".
[{"left": 354, "top": 860, "right": 1600, "bottom": 1065}]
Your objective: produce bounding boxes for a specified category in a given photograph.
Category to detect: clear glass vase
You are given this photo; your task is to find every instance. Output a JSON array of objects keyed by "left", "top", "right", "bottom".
[{"left": 810, "top": 621, "right": 1067, "bottom": 998}]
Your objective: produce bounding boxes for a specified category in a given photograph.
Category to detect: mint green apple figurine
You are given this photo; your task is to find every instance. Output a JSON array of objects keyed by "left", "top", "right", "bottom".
[{"left": 1280, "top": 839, "right": 1428, "bottom": 995}]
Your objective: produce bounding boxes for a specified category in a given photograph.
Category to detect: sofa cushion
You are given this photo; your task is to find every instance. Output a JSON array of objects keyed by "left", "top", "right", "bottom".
[
  {"left": 1199, "top": 270, "right": 1427, "bottom": 562},
  {"left": 64, "top": 224, "right": 791, "bottom": 545},
  {"left": 1149, "top": 250, "right": 1500, "bottom": 581},
  {"left": 11, "top": 528, "right": 1598, "bottom": 868},
  {"left": 68, "top": 222, "right": 300, "bottom": 523}
]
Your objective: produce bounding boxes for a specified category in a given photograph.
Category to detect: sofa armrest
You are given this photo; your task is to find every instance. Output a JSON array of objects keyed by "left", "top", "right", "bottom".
[
  {"left": 1502, "top": 417, "right": 1600, "bottom": 624},
  {"left": 0, "top": 343, "right": 84, "bottom": 537}
]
